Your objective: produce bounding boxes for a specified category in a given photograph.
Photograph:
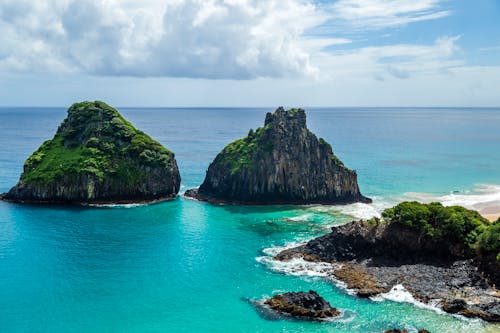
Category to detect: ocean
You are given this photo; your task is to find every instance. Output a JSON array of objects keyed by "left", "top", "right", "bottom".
[{"left": 0, "top": 107, "right": 499, "bottom": 332}]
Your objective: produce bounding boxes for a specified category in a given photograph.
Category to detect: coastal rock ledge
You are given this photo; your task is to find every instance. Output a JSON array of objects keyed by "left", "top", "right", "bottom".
[
  {"left": 276, "top": 202, "right": 500, "bottom": 322},
  {"left": 185, "top": 107, "right": 370, "bottom": 205},
  {"left": 264, "top": 290, "right": 340, "bottom": 320},
  {"left": 2, "top": 101, "right": 180, "bottom": 204}
]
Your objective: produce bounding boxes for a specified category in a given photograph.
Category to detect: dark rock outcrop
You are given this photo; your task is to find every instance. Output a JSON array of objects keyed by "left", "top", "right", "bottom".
[
  {"left": 2, "top": 101, "right": 180, "bottom": 204},
  {"left": 385, "top": 328, "right": 431, "bottom": 333},
  {"left": 185, "top": 107, "right": 370, "bottom": 205},
  {"left": 477, "top": 253, "right": 500, "bottom": 288},
  {"left": 277, "top": 219, "right": 472, "bottom": 265},
  {"left": 264, "top": 290, "right": 340, "bottom": 320},
  {"left": 276, "top": 220, "right": 500, "bottom": 322}
]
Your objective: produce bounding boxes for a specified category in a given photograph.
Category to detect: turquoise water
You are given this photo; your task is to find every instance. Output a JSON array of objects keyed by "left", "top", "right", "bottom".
[{"left": 1, "top": 108, "right": 499, "bottom": 332}]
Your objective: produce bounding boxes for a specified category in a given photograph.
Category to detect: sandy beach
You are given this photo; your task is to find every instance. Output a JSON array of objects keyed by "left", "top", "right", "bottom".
[
  {"left": 478, "top": 204, "right": 500, "bottom": 222},
  {"left": 483, "top": 214, "right": 500, "bottom": 222}
]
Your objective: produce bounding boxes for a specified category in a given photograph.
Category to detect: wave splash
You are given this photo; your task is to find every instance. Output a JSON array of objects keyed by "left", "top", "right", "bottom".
[
  {"left": 318, "top": 183, "right": 500, "bottom": 222},
  {"left": 371, "top": 284, "right": 444, "bottom": 314},
  {"left": 257, "top": 242, "right": 334, "bottom": 277},
  {"left": 404, "top": 183, "right": 500, "bottom": 219},
  {"left": 258, "top": 244, "right": 480, "bottom": 321}
]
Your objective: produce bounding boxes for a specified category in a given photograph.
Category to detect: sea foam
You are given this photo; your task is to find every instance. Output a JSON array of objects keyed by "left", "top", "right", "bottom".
[
  {"left": 304, "top": 195, "right": 396, "bottom": 221},
  {"left": 259, "top": 244, "right": 478, "bottom": 321},
  {"left": 371, "top": 284, "right": 444, "bottom": 313},
  {"left": 257, "top": 242, "right": 334, "bottom": 278},
  {"left": 404, "top": 183, "right": 500, "bottom": 216},
  {"left": 87, "top": 202, "right": 144, "bottom": 208},
  {"left": 324, "top": 183, "right": 500, "bottom": 221}
]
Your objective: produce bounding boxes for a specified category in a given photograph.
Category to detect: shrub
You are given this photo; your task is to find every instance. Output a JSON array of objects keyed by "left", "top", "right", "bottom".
[
  {"left": 476, "top": 220, "right": 500, "bottom": 259},
  {"left": 381, "top": 201, "right": 489, "bottom": 246},
  {"left": 217, "top": 124, "right": 273, "bottom": 174},
  {"left": 319, "top": 137, "right": 345, "bottom": 167}
]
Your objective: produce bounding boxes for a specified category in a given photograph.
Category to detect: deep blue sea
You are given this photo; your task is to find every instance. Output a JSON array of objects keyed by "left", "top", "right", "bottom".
[{"left": 1, "top": 107, "right": 500, "bottom": 332}]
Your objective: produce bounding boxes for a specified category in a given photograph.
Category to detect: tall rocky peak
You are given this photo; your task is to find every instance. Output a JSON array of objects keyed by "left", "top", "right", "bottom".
[
  {"left": 186, "top": 107, "right": 371, "bottom": 205},
  {"left": 264, "top": 106, "right": 307, "bottom": 129},
  {"left": 2, "top": 101, "right": 181, "bottom": 204}
]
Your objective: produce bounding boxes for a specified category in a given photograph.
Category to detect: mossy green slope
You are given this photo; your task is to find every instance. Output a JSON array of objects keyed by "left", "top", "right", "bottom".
[
  {"left": 215, "top": 124, "right": 274, "bottom": 175},
  {"left": 4, "top": 101, "right": 180, "bottom": 203}
]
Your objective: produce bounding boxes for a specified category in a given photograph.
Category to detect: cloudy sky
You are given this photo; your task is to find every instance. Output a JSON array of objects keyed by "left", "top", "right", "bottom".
[{"left": 0, "top": 0, "right": 499, "bottom": 106}]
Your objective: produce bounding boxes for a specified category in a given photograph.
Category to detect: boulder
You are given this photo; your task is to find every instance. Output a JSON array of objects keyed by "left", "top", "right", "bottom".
[{"left": 264, "top": 290, "right": 340, "bottom": 320}]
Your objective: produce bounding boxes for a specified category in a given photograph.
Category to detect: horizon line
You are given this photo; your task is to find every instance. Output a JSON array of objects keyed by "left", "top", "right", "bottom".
[{"left": 1, "top": 105, "right": 499, "bottom": 109}]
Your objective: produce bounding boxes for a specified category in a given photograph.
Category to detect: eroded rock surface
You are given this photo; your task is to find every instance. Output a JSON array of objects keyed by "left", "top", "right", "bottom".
[
  {"left": 276, "top": 220, "right": 500, "bottom": 322},
  {"left": 186, "top": 107, "right": 370, "bottom": 205}
]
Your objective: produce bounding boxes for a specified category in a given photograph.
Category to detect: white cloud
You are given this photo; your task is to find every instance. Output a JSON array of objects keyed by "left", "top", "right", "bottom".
[
  {"left": 0, "top": 0, "right": 458, "bottom": 81},
  {"left": 0, "top": 0, "right": 479, "bottom": 103},
  {"left": 312, "top": 35, "right": 462, "bottom": 81},
  {"left": 0, "top": 1, "right": 497, "bottom": 107},
  {"left": 330, "top": 0, "right": 451, "bottom": 29},
  {"left": 0, "top": 0, "right": 328, "bottom": 79}
]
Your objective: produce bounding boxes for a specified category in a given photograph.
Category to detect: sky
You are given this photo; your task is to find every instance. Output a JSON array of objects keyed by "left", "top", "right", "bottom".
[{"left": 0, "top": 0, "right": 499, "bottom": 107}]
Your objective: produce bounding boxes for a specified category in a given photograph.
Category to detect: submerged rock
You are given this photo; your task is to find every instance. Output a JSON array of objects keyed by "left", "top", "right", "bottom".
[
  {"left": 385, "top": 328, "right": 431, "bottom": 333},
  {"left": 2, "top": 101, "right": 180, "bottom": 204},
  {"left": 186, "top": 107, "right": 370, "bottom": 204},
  {"left": 264, "top": 290, "right": 340, "bottom": 320}
]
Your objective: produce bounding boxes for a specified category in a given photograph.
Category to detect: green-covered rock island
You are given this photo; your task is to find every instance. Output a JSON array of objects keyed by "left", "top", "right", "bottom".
[
  {"left": 2, "top": 101, "right": 180, "bottom": 204},
  {"left": 185, "top": 107, "right": 370, "bottom": 205}
]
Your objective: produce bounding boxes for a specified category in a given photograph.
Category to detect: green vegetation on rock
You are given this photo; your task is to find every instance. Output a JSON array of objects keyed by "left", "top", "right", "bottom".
[
  {"left": 191, "top": 106, "right": 369, "bottom": 205},
  {"left": 21, "top": 101, "right": 174, "bottom": 185},
  {"left": 215, "top": 122, "right": 346, "bottom": 176},
  {"left": 216, "top": 123, "right": 273, "bottom": 174},
  {"left": 373, "top": 201, "right": 499, "bottom": 258},
  {"left": 319, "top": 137, "right": 345, "bottom": 167},
  {"left": 477, "top": 219, "right": 500, "bottom": 259}
]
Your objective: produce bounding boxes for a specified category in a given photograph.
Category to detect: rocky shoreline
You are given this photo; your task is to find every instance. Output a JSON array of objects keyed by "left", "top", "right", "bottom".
[
  {"left": 0, "top": 192, "right": 177, "bottom": 205},
  {"left": 184, "top": 187, "right": 370, "bottom": 206},
  {"left": 384, "top": 328, "right": 431, "bottom": 333},
  {"left": 275, "top": 219, "right": 500, "bottom": 322}
]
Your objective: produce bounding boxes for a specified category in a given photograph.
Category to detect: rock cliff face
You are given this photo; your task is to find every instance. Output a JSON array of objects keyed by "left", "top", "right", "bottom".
[
  {"left": 277, "top": 219, "right": 472, "bottom": 265},
  {"left": 2, "top": 101, "right": 180, "bottom": 204},
  {"left": 186, "top": 107, "right": 370, "bottom": 204}
]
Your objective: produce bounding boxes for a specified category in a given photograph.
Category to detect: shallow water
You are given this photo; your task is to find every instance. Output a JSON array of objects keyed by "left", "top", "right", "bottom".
[{"left": 0, "top": 107, "right": 499, "bottom": 332}]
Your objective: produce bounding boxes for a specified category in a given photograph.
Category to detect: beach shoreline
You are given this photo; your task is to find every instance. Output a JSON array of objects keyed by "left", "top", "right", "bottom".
[
  {"left": 478, "top": 203, "right": 500, "bottom": 222},
  {"left": 484, "top": 214, "right": 500, "bottom": 222}
]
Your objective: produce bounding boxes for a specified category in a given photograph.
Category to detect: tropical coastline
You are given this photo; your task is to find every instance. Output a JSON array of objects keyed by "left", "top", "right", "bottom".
[
  {"left": 1, "top": 107, "right": 499, "bottom": 333},
  {"left": 2, "top": 0, "right": 500, "bottom": 331}
]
